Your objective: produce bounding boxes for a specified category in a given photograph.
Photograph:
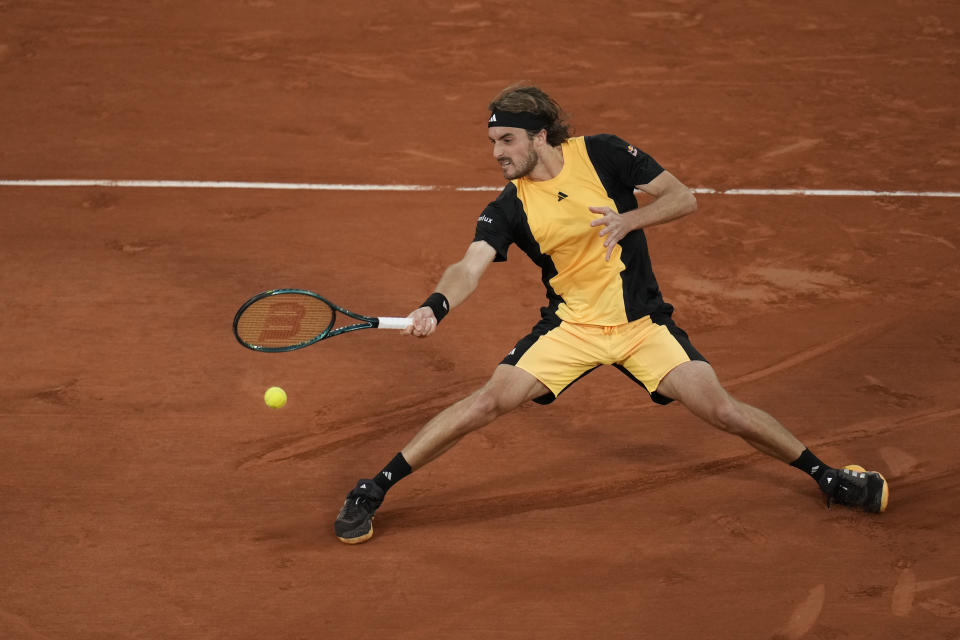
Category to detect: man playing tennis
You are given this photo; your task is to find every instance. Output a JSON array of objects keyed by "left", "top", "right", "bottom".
[{"left": 334, "top": 84, "right": 889, "bottom": 544}]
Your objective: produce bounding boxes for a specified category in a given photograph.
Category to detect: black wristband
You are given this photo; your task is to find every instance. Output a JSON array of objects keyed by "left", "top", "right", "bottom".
[{"left": 420, "top": 292, "right": 450, "bottom": 323}]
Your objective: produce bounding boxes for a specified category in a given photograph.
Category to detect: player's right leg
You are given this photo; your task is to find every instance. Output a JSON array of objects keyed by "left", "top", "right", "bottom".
[
  {"left": 401, "top": 364, "right": 550, "bottom": 469},
  {"left": 334, "top": 365, "right": 549, "bottom": 544}
]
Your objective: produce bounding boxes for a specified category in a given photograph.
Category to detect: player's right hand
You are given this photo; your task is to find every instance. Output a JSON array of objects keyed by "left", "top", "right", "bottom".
[{"left": 405, "top": 306, "right": 438, "bottom": 338}]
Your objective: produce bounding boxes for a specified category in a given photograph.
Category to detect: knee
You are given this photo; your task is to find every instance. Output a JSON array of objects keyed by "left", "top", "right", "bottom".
[
  {"left": 458, "top": 389, "right": 507, "bottom": 432},
  {"left": 710, "top": 398, "right": 749, "bottom": 435},
  {"left": 470, "top": 390, "right": 500, "bottom": 419}
]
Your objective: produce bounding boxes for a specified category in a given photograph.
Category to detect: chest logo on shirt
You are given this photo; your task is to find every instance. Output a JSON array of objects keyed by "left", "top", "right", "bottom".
[{"left": 557, "top": 191, "right": 569, "bottom": 202}]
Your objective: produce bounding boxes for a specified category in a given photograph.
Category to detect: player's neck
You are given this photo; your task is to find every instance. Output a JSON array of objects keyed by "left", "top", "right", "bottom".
[{"left": 527, "top": 144, "right": 564, "bottom": 182}]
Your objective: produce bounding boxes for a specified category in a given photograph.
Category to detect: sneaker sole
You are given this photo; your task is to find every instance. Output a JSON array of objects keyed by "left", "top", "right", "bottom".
[
  {"left": 336, "top": 519, "right": 374, "bottom": 545},
  {"left": 844, "top": 465, "right": 889, "bottom": 513}
]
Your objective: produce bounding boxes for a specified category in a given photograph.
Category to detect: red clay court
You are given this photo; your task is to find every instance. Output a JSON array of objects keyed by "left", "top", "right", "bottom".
[{"left": 2, "top": 2, "right": 959, "bottom": 638}]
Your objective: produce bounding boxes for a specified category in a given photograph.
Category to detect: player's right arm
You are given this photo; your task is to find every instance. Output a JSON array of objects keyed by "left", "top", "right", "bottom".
[{"left": 406, "top": 240, "right": 497, "bottom": 337}]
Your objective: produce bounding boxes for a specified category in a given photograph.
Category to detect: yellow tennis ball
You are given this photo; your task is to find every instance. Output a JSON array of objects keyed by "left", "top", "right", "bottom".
[{"left": 264, "top": 386, "right": 287, "bottom": 409}]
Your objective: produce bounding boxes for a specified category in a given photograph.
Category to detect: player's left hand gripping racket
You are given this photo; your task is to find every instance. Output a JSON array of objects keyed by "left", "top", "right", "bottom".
[{"left": 233, "top": 289, "right": 412, "bottom": 352}]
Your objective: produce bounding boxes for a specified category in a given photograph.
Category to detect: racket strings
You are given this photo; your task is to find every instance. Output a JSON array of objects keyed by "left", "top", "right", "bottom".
[{"left": 235, "top": 294, "right": 334, "bottom": 349}]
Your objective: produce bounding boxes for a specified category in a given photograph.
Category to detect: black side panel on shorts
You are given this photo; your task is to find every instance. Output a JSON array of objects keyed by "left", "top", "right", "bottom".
[
  {"left": 500, "top": 314, "right": 566, "bottom": 405},
  {"left": 615, "top": 311, "right": 709, "bottom": 405}
]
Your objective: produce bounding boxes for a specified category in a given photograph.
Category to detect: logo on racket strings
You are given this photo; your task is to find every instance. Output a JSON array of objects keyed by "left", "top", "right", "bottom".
[{"left": 257, "top": 301, "right": 307, "bottom": 342}]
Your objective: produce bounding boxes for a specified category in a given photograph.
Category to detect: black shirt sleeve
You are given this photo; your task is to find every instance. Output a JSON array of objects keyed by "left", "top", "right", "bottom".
[
  {"left": 473, "top": 182, "right": 521, "bottom": 262},
  {"left": 585, "top": 134, "right": 664, "bottom": 188}
]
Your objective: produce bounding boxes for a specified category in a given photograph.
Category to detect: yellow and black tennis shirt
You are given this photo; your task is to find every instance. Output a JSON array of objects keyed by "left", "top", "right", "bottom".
[{"left": 475, "top": 134, "right": 671, "bottom": 326}]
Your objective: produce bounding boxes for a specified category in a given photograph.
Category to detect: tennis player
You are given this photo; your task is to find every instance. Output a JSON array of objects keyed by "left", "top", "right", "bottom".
[{"left": 335, "top": 84, "right": 889, "bottom": 544}]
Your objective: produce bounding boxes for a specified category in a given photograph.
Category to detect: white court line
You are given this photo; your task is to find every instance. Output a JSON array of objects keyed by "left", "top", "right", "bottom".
[
  {"left": 460, "top": 186, "right": 960, "bottom": 197},
  {"left": 0, "top": 179, "right": 958, "bottom": 197},
  {"left": 722, "top": 188, "right": 960, "bottom": 198},
  {"left": 0, "top": 179, "right": 434, "bottom": 191}
]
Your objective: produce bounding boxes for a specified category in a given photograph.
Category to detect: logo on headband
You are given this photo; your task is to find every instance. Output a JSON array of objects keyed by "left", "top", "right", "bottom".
[{"left": 489, "top": 114, "right": 497, "bottom": 123}]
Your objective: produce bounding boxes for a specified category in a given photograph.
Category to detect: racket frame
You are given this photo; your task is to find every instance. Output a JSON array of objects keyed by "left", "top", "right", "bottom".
[{"left": 233, "top": 288, "right": 406, "bottom": 352}]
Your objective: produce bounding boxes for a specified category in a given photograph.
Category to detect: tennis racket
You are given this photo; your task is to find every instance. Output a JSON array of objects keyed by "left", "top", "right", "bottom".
[{"left": 233, "top": 289, "right": 412, "bottom": 352}]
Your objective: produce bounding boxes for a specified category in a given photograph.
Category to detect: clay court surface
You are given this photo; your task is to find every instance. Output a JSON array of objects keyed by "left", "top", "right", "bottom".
[{"left": 2, "top": 1, "right": 959, "bottom": 638}]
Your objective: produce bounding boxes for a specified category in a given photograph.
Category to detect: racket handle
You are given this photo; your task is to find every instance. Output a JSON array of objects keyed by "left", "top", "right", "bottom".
[{"left": 377, "top": 317, "right": 413, "bottom": 330}]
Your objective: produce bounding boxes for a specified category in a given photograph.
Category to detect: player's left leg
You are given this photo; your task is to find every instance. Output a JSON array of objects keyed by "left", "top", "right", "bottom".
[
  {"left": 656, "top": 360, "right": 888, "bottom": 512},
  {"left": 655, "top": 360, "right": 804, "bottom": 462}
]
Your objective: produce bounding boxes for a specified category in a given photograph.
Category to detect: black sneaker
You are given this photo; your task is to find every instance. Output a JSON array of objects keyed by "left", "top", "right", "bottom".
[
  {"left": 819, "top": 465, "right": 889, "bottom": 513},
  {"left": 335, "top": 479, "right": 385, "bottom": 544}
]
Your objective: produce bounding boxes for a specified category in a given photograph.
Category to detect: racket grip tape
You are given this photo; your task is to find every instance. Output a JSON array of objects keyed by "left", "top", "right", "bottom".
[{"left": 377, "top": 317, "right": 414, "bottom": 330}]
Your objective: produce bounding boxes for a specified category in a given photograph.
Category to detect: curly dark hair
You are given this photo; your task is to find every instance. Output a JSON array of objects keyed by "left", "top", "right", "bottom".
[{"left": 489, "top": 84, "right": 572, "bottom": 146}]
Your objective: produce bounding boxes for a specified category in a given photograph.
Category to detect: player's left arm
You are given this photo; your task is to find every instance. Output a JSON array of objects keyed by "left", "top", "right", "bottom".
[{"left": 589, "top": 170, "right": 698, "bottom": 261}]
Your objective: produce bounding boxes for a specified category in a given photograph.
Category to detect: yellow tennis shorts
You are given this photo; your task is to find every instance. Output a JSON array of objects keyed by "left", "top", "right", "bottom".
[{"left": 501, "top": 314, "right": 706, "bottom": 405}]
